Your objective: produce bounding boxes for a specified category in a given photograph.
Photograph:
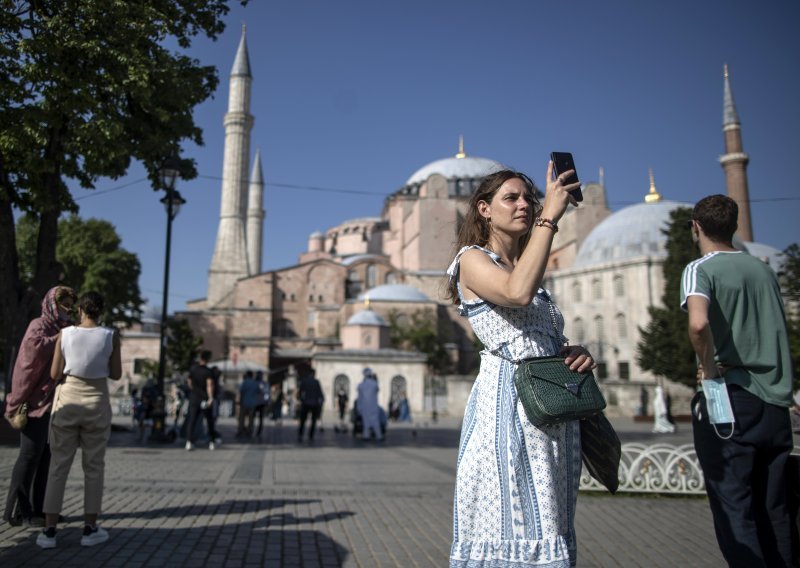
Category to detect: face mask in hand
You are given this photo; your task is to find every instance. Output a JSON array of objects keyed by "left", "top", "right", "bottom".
[{"left": 701, "top": 378, "right": 736, "bottom": 439}]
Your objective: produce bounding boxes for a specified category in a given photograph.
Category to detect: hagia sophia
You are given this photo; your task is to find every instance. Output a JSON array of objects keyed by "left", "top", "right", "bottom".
[{"left": 121, "top": 31, "right": 784, "bottom": 418}]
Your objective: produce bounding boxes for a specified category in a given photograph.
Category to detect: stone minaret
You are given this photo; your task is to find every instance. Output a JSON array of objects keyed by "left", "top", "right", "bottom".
[
  {"left": 719, "top": 64, "right": 753, "bottom": 242},
  {"left": 246, "top": 148, "right": 265, "bottom": 275},
  {"left": 208, "top": 27, "right": 254, "bottom": 306}
]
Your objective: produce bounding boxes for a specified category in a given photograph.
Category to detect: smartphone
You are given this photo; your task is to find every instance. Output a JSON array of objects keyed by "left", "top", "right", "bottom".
[{"left": 550, "top": 151, "right": 583, "bottom": 202}]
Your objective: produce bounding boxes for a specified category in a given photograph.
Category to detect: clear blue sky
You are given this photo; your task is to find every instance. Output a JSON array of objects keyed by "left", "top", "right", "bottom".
[{"left": 68, "top": 0, "right": 800, "bottom": 314}]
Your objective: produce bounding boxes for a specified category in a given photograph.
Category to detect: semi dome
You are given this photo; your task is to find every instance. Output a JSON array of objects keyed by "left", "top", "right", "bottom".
[
  {"left": 574, "top": 200, "right": 692, "bottom": 268},
  {"left": 357, "top": 284, "right": 430, "bottom": 302},
  {"left": 346, "top": 310, "right": 387, "bottom": 327},
  {"left": 406, "top": 155, "right": 503, "bottom": 185}
]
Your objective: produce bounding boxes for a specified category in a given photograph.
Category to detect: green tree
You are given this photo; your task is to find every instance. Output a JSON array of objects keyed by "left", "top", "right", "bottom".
[
  {"left": 0, "top": 0, "right": 242, "bottom": 370},
  {"left": 165, "top": 318, "right": 202, "bottom": 373},
  {"left": 778, "top": 243, "right": 800, "bottom": 391},
  {"left": 388, "top": 309, "right": 453, "bottom": 375},
  {"left": 637, "top": 207, "right": 700, "bottom": 387},
  {"left": 16, "top": 214, "right": 144, "bottom": 327}
]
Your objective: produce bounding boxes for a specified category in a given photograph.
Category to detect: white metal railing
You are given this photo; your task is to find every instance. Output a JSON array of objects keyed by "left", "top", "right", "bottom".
[{"left": 580, "top": 443, "right": 706, "bottom": 495}]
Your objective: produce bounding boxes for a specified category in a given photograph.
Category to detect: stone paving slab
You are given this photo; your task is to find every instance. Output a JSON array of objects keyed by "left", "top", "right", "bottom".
[{"left": 0, "top": 416, "right": 723, "bottom": 567}]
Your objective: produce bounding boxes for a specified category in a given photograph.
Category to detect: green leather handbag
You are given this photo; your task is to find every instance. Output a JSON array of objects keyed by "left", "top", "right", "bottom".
[{"left": 513, "top": 356, "right": 606, "bottom": 427}]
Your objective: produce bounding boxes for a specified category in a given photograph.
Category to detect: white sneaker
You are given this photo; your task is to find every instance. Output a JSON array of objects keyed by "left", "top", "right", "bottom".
[
  {"left": 80, "top": 525, "right": 109, "bottom": 547},
  {"left": 36, "top": 527, "right": 57, "bottom": 549},
  {"left": 208, "top": 441, "right": 215, "bottom": 451},
  {"left": 185, "top": 441, "right": 193, "bottom": 451}
]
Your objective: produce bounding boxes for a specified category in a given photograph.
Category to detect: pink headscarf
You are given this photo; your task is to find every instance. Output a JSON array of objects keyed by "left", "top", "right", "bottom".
[{"left": 4, "top": 286, "right": 77, "bottom": 419}]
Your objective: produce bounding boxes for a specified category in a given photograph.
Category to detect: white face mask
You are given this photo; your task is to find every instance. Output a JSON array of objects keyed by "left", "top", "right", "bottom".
[{"left": 701, "top": 378, "right": 736, "bottom": 439}]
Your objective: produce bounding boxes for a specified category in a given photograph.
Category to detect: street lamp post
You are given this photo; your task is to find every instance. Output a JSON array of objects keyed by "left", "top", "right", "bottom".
[{"left": 151, "top": 161, "right": 185, "bottom": 441}]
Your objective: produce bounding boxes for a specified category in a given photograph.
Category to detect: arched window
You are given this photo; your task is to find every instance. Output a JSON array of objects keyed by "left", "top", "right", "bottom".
[
  {"left": 613, "top": 275, "right": 625, "bottom": 297},
  {"left": 390, "top": 375, "right": 407, "bottom": 403},
  {"left": 573, "top": 317, "right": 585, "bottom": 343},
  {"left": 594, "top": 315, "right": 604, "bottom": 339},
  {"left": 592, "top": 278, "right": 602, "bottom": 300},
  {"left": 385, "top": 272, "right": 397, "bottom": 284},
  {"left": 616, "top": 313, "right": 627, "bottom": 338},
  {"left": 572, "top": 282, "right": 582, "bottom": 303},
  {"left": 346, "top": 269, "right": 362, "bottom": 299},
  {"left": 366, "top": 264, "right": 377, "bottom": 288}
]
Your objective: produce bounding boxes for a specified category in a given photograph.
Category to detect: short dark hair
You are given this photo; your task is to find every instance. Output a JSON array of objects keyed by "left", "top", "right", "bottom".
[
  {"left": 199, "top": 349, "right": 212, "bottom": 362},
  {"left": 693, "top": 194, "right": 738, "bottom": 243}
]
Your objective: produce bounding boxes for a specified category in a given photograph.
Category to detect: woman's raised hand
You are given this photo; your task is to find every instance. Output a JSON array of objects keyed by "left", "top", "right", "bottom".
[{"left": 541, "top": 160, "right": 580, "bottom": 222}]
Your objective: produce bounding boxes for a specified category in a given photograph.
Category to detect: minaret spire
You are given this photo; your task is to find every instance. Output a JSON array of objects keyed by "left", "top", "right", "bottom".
[
  {"left": 246, "top": 149, "right": 265, "bottom": 275},
  {"left": 718, "top": 64, "right": 753, "bottom": 241},
  {"left": 644, "top": 168, "right": 662, "bottom": 203},
  {"left": 455, "top": 135, "right": 466, "bottom": 159},
  {"left": 208, "top": 26, "right": 255, "bottom": 306}
]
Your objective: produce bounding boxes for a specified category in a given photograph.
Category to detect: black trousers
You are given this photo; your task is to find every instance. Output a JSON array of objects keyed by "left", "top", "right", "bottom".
[
  {"left": 187, "top": 401, "right": 217, "bottom": 444},
  {"left": 692, "top": 386, "right": 793, "bottom": 567},
  {"left": 4, "top": 414, "right": 51, "bottom": 521},
  {"left": 298, "top": 404, "right": 321, "bottom": 440}
]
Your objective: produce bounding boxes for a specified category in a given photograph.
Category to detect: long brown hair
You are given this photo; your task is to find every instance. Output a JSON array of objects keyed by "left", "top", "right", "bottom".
[{"left": 445, "top": 169, "right": 541, "bottom": 304}]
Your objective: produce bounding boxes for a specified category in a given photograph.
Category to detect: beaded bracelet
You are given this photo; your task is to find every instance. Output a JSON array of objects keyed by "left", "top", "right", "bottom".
[{"left": 534, "top": 217, "right": 559, "bottom": 233}]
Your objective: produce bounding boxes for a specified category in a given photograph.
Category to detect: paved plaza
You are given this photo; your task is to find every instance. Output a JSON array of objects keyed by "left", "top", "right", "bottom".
[{"left": 0, "top": 415, "right": 724, "bottom": 567}]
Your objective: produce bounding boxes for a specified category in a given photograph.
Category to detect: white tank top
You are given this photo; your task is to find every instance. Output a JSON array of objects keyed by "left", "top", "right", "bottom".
[{"left": 61, "top": 326, "right": 114, "bottom": 379}]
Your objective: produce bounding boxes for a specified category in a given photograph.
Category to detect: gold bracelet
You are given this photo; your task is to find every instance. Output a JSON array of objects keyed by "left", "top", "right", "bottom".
[{"left": 534, "top": 217, "right": 558, "bottom": 233}]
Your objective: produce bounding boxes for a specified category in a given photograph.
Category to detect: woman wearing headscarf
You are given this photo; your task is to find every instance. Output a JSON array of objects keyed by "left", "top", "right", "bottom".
[
  {"left": 3, "top": 286, "right": 77, "bottom": 527},
  {"left": 37, "top": 291, "right": 121, "bottom": 549}
]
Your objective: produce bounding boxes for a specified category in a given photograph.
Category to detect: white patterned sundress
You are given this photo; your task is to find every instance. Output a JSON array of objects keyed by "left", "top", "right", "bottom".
[{"left": 447, "top": 245, "right": 582, "bottom": 568}]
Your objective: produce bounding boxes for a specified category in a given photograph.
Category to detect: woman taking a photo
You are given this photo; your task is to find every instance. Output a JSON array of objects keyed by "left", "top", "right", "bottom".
[
  {"left": 37, "top": 291, "right": 121, "bottom": 549},
  {"left": 3, "top": 286, "right": 77, "bottom": 527},
  {"left": 446, "top": 162, "right": 596, "bottom": 568}
]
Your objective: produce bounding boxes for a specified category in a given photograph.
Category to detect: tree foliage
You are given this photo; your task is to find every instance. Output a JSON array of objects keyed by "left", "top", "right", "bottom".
[
  {"left": 388, "top": 309, "right": 453, "bottom": 375},
  {"left": 637, "top": 207, "right": 700, "bottom": 386},
  {"left": 0, "top": 1, "right": 242, "bottom": 370},
  {"left": 16, "top": 213, "right": 145, "bottom": 326},
  {"left": 778, "top": 243, "right": 800, "bottom": 391},
  {"left": 165, "top": 317, "right": 203, "bottom": 374}
]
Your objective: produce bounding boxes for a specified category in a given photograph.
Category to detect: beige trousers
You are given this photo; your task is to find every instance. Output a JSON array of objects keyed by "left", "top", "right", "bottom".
[{"left": 43, "top": 376, "right": 111, "bottom": 515}]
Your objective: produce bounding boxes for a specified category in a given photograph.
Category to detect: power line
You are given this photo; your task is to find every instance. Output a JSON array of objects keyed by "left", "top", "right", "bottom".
[{"left": 70, "top": 173, "right": 800, "bottom": 203}]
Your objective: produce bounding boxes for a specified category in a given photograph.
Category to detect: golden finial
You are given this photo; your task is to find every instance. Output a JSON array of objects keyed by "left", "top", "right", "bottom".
[
  {"left": 242, "top": 23, "right": 246, "bottom": 35},
  {"left": 645, "top": 168, "right": 662, "bottom": 203},
  {"left": 364, "top": 294, "right": 370, "bottom": 309},
  {"left": 455, "top": 135, "right": 466, "bottom": 159},
  {"left": 723, "top": 63, "right": 728, "bottom": 78}
]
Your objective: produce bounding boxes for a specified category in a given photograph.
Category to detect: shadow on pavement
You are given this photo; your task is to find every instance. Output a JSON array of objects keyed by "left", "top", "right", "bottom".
[{"left": 0, "top": 525, "right": 351, "bottom": 567}]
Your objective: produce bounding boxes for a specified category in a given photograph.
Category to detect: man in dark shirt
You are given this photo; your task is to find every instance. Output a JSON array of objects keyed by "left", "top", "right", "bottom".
[
  {"left": 185, "top": 350, "right": 217, "bottom": 451},
  {"left": 297, "top": 370, "right": 324, "bottom": 442}
]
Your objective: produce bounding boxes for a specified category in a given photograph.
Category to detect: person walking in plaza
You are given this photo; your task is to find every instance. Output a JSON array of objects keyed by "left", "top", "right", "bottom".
[
  {"left": 445, "top": 165, "right": 595, "bottom": 567},
  {"left": 38, "top": 291, "right": 121, "bottom": 549},
  {"left": 185, "top": 350, "right": 217, "bottom": 451},
  {"left": 237, "top": 370, "right": 260, "bottom": 439},
  {"left": 3, "top": 286, "right": 77, "bottom": 528},
  {"left": 297, "top": 369, "right": 324, "bottom": 442},
  {"left": 254, "top": 371, "right": 269, "bottom": 439},
  {"left": 681, "top": 194, "right": 794, "bottom": 567},
  {"left": 357, "top": 368, "right": 382, "bottom": 441},
  {"left": 335, "top": 387, "right": 349, "bottom": 432}
]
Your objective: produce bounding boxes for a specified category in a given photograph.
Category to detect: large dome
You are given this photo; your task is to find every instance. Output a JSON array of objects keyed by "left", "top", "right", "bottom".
[
  {"left": 574, "top": 200, "right": 692, "bottom": 268},
  {"left": 406, "top": 155, "right": 503, "bottom": 185},
  {"left": 357, "top": 284, "right": 431, "bottom": 302}
]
